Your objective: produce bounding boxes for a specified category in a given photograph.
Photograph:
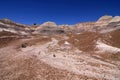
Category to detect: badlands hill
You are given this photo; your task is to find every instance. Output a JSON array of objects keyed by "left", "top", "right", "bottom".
[{"left": 0, "top": 15, "right": 120, "bottom": 80}]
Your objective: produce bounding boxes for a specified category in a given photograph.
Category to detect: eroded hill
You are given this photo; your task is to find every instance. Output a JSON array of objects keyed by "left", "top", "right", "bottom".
[{"left": 0, "top": 15, "right": 120, "bottom": 80}]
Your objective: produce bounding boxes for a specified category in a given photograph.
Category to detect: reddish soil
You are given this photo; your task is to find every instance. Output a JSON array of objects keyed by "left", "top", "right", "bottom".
[
  {"left": 66, "top": 32, "right": 102, "bottom": 52},
  {"left": 0, "top": 37, "right": 18, "bottom": 48},
  {"left": 103, "top": 30, "right": 120, "bottom": 48},
  {"left": 0, "top": 52, "right": 97, "bottom": 80},
  {"left": 0, "top": 31, "right": 17, "bottom": 37}
]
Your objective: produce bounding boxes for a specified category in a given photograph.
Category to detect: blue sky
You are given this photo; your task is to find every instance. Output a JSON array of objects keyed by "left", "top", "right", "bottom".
[{"left": 0, "top": 0, "right": 120, "bottom": 25}]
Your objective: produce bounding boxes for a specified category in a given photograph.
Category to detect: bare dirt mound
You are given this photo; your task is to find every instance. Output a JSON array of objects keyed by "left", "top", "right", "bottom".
[
  {"left": 0, "top": 37, "right": 18, "bottom": 48},
  {"left": 20, "top": 36, "right": 52, "bottom": 46},
  {"left": 103, "top": 29, "right": 120, "bottom": 48},
  {"left": 0, "top": 31, "right": 18, "bottom": 37},
  {"left": 66, "top": 32, "right": 102, "bottom": 52}
]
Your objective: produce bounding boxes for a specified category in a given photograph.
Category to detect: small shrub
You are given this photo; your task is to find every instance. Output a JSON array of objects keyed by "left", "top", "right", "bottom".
[
  {"left": 21, "top": 43, "right": 28, "bottom": 48},
  {"left": 53, "top": 54, "right": 56, "bottom": 57}
]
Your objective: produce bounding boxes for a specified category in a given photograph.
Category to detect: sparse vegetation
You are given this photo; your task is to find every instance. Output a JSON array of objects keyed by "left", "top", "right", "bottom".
[
  {"left": 21, "top": 43, "right": 28, "bottom": 48},
  {"left": 53, "top": 54, "right": 56, "bottom": 57}
]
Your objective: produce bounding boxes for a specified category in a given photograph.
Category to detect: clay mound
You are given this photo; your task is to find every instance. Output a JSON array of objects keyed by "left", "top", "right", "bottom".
[
  {"left": 0, "top": 19, "right": 30, "bottom": 28},
  {"left": 20, "top": 36, "right": 52, "bottom": 47},
  {"left": 0, "top": 31, "right": 18, "bottom": 37},
  {"left": 66, "top": 32, "right": 102, "bottom": 52},
  {"left": 0, "top": 31, "right": 19, "bottom": 48},
  {"left": 0, "top": 37, "right": 18, "bottom": 48},
  {"left": 36, "top": 26, "right": 65, "bottom": 35},
  {"left": 96, "top": 52, "right": 120, "bottom": 61},
  {"left": 103, "top": 29, "right": 120, "bottom": 48},
  {"left": 40, "top": 21, "right": 57, "bottom": 27},
  {"left": 95, "top": 15, "right": 113, "bottom": 27},
  {"left": 107, "top": 21, "right": 120, "bottom": 28},
  {"left": 110, "top": 16, "right": 120, "bottom": 23},
  {"left": 97, "top": 15, "right": 113, "bottom": 21}
]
